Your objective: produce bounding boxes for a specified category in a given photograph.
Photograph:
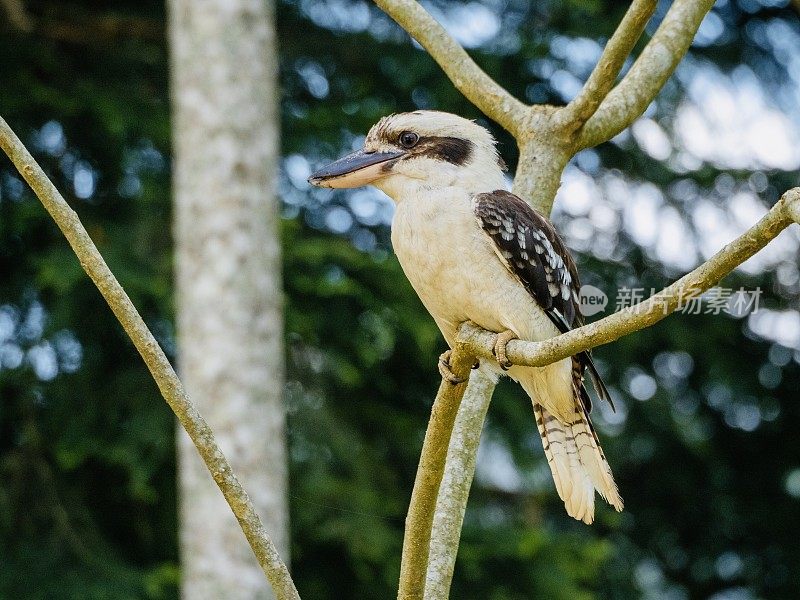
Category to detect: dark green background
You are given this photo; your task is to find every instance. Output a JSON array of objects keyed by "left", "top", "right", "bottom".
[{"left": 1, "top": 0, "right": 799, "bottom": 598}]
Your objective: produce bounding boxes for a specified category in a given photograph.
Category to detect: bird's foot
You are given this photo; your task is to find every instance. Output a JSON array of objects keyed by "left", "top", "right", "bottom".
[
  {"left": 438, "top": 350, "right": 467, "bottom": 384},
  {"left": 493, "top": 330, "right": 518, "bottom": 370}
]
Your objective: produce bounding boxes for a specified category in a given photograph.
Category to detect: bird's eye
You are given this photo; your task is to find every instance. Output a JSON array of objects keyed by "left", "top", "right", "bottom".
[{"left": 399, "top": 131, "right": 419, "bottom": 148}]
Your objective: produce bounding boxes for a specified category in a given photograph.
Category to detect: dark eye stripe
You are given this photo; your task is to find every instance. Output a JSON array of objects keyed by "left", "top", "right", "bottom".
[{"left": 415, "top": 136, "right": 474, "bottom": 166}]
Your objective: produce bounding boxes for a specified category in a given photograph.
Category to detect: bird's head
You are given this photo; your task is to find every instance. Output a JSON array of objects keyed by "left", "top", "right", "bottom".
[{"left": 308, "top": 110, "right": 507, "bottom": 200}]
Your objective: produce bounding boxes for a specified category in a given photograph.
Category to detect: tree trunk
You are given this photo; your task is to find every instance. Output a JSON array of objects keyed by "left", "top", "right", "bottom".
[{"left": 169, "top": 1, "right": 288, "bottom": 598}]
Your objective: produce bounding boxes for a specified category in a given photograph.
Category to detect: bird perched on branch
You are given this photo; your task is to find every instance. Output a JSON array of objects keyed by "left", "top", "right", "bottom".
[{"left": 308, "top": 110, "right": 622, "bottom": 524}]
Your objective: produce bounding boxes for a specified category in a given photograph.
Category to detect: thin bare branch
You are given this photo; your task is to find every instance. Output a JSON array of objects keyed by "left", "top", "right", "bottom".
[
  {"left": 373, "top": 0, "right": 528, "bottom": 136},
  {"left": 557, "top": 0, "right": 657, "bottom": 130},
  {"left": 425, "top": 368, "right": 495, "bottom": 599},
  {"left": 397, "top": 348, "right": 475, "bottom": 600},
  {"left": 459, "top": 189, "right": 800, "bottom": 368},
  {"left": 0, "top": 116, "right": 300, "bottom": 600},
  {"left": 579, "top": 0, "right": 716, "bottom": 148}
]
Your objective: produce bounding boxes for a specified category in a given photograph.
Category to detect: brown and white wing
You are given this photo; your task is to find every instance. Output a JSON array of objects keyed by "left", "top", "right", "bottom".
[
  {"left": 472, "top": 190, "right": 613, "bottom": 411},
  {"left": 473, "top": 190, "right": 580, "bottom": 327},
  {"left": 474, "top": 190, "right": 623, "bottom": 519}
]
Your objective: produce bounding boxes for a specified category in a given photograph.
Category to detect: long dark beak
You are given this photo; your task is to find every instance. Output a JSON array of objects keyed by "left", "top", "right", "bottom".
[{"left": 308, "top": 148, "right": 405, "bottom": 188}]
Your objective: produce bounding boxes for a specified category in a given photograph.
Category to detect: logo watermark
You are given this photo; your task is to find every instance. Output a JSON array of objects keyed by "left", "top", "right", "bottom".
[
  {"left": 578, "top": 285, "right": 762, "bottom": 318},
  {"left": 579, "top": 284, "right": 608, "bottom": 316}
]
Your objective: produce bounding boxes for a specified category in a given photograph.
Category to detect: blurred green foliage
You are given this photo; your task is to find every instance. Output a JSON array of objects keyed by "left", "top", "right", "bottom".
[{"left": 1, "top": 0, "right": 800, "bottom": 598}]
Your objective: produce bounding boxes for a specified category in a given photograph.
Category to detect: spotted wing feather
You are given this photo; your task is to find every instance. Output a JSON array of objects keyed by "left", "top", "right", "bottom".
[
  {"left": 473, "top": 190, "right": 613, "bottom": 411},
  {"left": 473, "top": 190, "right": 580, "bottom": 326}
]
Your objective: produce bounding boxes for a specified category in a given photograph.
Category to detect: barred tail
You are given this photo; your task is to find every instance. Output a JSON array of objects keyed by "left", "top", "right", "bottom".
[{"left": 533, "top": 400, "right": 623, "bottom": 524}]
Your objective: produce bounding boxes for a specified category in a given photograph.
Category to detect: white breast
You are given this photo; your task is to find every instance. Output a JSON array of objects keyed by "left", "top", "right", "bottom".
[{"left": 390, "top": 191, "right": 557, "bottom": 347}]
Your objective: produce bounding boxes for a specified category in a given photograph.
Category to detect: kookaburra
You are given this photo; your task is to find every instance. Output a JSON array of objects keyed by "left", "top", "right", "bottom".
[{"left": 308, "top": 110, "right": 622, "bottom": 524}]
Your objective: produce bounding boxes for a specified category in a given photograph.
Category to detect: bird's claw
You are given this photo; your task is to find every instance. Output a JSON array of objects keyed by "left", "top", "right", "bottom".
[
  {"left": 438, "top": 350, "right": 467, "bottom": 384},
  {"left": 493, "top": 330, "right": 518, "bottom": 370}
]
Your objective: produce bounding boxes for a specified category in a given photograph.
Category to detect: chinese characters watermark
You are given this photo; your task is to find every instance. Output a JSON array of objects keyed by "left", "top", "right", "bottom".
[{"left": 578, "top": 285, "right": 762, "bottom": 318}]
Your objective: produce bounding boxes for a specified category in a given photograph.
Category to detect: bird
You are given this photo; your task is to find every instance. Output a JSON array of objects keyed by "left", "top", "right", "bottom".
[{"left": 308, "top": 110, "right": 622, "bottom": 524}]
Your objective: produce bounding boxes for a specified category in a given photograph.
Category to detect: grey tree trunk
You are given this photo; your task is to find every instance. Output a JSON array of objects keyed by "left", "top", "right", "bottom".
[{"left": 169, "top": 1, "right": 288, "bottom": 598}]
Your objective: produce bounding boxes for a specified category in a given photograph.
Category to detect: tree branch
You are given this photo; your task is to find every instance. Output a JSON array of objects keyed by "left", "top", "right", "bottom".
[
  {"left": 397, "top": 346, "right": 475, "bottom": 600},
  {"left": 459, "top": 189, "right": 800, "bottom": 367},
  {"left": 556, "top": 0, "right": 657, "bottom": 131},
  {"left": 578, "top": 0, "right": 716, "bottom": 148},
  {"left": 425, "top": 367, "right": 496, "bottom": 599},
  {"left": 0, "top": 116, "right": 300, "bottom": 600},
  {"left": 373, "top": 0, "right": 528, "bottom": 136}
]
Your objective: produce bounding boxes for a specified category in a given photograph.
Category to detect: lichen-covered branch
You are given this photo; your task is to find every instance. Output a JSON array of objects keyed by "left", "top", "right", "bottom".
[
  {"left": 0, "top": 116, "right": 300, "bottom": 600},
  {"left": 557, "top": 0, "right": 657, "bottom": 130},
  {"left": 397, "top": 347, "right": 475, "bottom": 600},
  {"left": 458, "top": 189, "right": 800, "bottom": 368},
  {"left": 578, "top": 0, "right": 716, "bottom": 148},
  {"left": 373, "top": 0, "right": 527, "bottom": 135}
]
